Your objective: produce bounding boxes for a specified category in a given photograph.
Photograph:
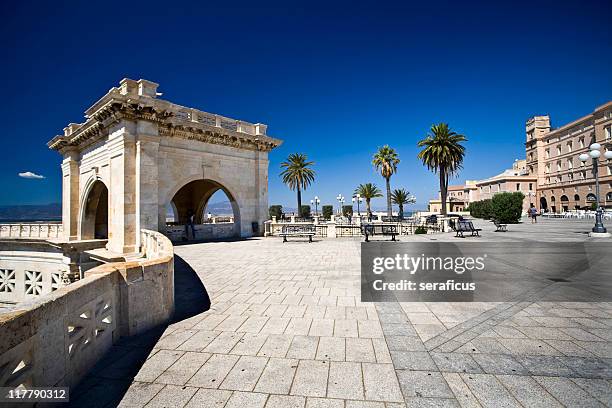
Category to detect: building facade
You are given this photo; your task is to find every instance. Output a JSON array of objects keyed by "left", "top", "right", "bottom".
[
  {"left": 428, "top": 160, "right": 536, "bottom": 214},
  {"left": 428, "top": 101, "right": 612, "bottom": 215},
  {"left": 525, "top": 101, "right": 612, "bottom": 213}
]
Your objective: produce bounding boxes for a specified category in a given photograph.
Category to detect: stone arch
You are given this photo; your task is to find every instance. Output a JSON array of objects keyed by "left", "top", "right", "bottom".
[
  {"left": 560, "top": 195, "right": 569, "bottom": 212},
  {"left": 79, "top": 178, "right": 109, "bottom": 240},
  {"left": 586, "top": 193, "right": 597, "bottom": 202},
  {"left": 540, "top": 197, "right": 548, "bottom": 211},
  {"left": 166, "top": 178, "right": 241, "bottom": 238}
]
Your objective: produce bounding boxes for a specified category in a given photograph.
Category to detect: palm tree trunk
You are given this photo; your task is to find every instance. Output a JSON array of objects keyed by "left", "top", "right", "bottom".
[
  {"left": 439, "top": 167, "right": 447, "bottom": 216},
  {"left": 366, "top": 199, "right": 371, "bottom": 217},
  {"left": 297, "top": 186, "right": 302, "bottom": 217},
  {"left": 399, "top": 204, "right": 404, "bottom": 220},
  {"left": 385, "top": 177, "right": 392, "bottom": 217}
]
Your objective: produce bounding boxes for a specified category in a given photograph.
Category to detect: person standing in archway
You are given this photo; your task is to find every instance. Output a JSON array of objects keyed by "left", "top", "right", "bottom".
[{"left": 185, "top": 209, "right": 196, "bottom": 240}]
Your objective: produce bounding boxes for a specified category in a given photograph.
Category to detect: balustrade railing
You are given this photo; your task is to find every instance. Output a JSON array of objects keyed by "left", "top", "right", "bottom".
[
  {"left": 0, "top": 223, "right": 63, "bottom": 239},
  {"left": 171, "top": 107, "right": 266, "bottom": 136},
  {"left": 264, "top": 217, "right": 445, "bottom": 238}
]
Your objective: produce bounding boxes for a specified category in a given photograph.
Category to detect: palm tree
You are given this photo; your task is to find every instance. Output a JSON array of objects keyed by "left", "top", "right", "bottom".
[
  {"left": 280, "top": 153, "right": 316, "bottom": 216},
  {"left": 354, "top": 183, "right": 383, "bottom": 219},
  {"left": 391, "top": 188, "right": 415, "bottom": 220},
  {"left": 417, "top": 123, "right": 467, "bottom": 216},
  {"left": 372, "top": 145, "right": 400, "bottom": 216}
]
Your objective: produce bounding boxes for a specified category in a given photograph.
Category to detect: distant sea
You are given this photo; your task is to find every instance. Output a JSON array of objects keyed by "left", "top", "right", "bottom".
[{"left": 0, "top": 218, "right": 61, "bottom": 223}]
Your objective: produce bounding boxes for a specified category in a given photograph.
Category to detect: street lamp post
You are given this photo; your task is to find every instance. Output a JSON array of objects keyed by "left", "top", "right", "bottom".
[
  {"left": 352, "top": 194, "right": 363, "bottom": 216},
  {"left": 579, "top": 143, "right": 612, "bottom": 237},
  {"left": 336, "top": 194, "right": 345, "bottom": 215},
  {"left": 310, "top": 196, "right": 320, "bottom": 216}
]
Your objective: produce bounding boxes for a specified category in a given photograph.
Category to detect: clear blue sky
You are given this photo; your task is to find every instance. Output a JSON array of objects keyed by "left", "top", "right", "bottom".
[{"left": 1, "top": 0, "right": 610, "bottom": 210}]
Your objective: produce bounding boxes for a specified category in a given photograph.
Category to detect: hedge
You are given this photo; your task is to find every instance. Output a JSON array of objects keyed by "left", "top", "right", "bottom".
[{"left": 468, "top": 192, "right": 524, "bottom": 223}]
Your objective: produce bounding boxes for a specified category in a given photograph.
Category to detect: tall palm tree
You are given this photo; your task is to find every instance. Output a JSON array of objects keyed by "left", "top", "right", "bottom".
[
  {"left": 280, "top": 153, "right": 316, "bottom": 216},
  {"left": 372, "top": 145, "right": 400, "bottom": 216},
  {"left": 391, "top": 188, "right": 415, "bottom": 220},
  {"left": 354, "top": 183, "right": 383, "bottom": 219},
  {"left": 417, "top": 123, "right": 467, "bottom": 216}
]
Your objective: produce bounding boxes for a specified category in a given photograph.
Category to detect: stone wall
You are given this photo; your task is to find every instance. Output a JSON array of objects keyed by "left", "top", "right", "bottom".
[{"left": 0, "top": 229, "right": 174, "bottom": 389}]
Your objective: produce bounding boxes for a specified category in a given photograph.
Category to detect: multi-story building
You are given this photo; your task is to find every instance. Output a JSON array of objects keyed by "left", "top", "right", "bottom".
[
  {"left": 428, "top": 101, "right": 612, "bottom": 215},
  {"left": 525, "top": 101, "right": 612, "bottom": 213},
  {"left": 428, "top": 160, "right": 536, "bottom": 214}
]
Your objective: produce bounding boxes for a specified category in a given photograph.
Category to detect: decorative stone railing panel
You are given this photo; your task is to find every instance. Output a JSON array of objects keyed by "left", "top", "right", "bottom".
[
  {"left": 0, "top": 229, "right": 174, "bottom": 389},
  {"left": 0, "top": 223, "right": 63, "bottom": 239},
  {"left": 264, "top": 219, "right": 445, "bottom": 238}
]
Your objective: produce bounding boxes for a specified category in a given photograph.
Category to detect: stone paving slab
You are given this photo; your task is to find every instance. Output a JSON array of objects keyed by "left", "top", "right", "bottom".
[{"left": 69, "top": 218, "right": 612, "bottom": 407}]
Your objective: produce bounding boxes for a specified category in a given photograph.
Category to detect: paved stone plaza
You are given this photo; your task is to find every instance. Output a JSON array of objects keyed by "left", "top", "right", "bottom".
[{"left": 70, "top": 218, "right": 611, "bottom": 407}]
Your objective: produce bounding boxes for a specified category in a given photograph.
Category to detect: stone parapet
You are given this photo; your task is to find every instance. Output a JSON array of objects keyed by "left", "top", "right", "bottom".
[{"left": 0, "top": 229, "right": 174, "bottom": 389}]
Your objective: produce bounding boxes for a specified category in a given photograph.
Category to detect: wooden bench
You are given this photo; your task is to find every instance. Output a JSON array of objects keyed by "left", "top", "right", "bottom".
[
  {"left": 279, "top": 224, "right": 316, "bottom": 242},
  {"left": 361, "top": 223, "right": 399, "bottom": 242},
  {"left": 455, "top": 221, "right": 482, "bottom": 238},
  {"left": 492, "top": 219, "right": 507, "bottom": 232}
]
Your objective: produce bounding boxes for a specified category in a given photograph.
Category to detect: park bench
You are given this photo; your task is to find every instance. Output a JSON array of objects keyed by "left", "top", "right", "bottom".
[
  {"left": 361, "top": 223, "right": 399, "bottom": 242},
  {"left": 279, "top": 224, "right": 316, "bottom": 243},
  {"left": 455, "top": 221, "right": 482, "bottom": 238},
  {"left": 492, "top": 219, "right": 507, "bottom": 232}
]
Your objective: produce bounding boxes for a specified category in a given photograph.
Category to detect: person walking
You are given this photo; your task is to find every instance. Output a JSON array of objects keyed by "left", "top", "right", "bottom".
[{"left": 529, "top": 203, "right": 538, "bottom": 224}]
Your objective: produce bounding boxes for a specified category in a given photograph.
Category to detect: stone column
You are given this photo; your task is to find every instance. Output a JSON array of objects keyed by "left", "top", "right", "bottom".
[
  {"left": 107, "top": 121, "right": 138, "bottom": 254},
  {"left": 135, "top": 121, "right": 160, "bottom": 250},
  {"left": 60, "top": 148, "right": 80, "bottom": 240},
  {"left": 254, "top": 149, "right": 269, "bottom": 236}
]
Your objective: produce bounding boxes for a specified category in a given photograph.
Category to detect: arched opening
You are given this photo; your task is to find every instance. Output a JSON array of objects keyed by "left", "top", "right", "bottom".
[
  {"left": 574, "top": 194, "right": 581, "bottom": 210},
  {"left": 586, "top": 193, "right": 597, "bottom": 202},
  {"left": 560, "top": 195, "right": 569, "bottom": 212},
  {"left": 81, "top": 180, "right": 109, "bottom": 239},
  {"left": 550, "top": 196, "right": 556, "bottom": 213},
  {"left": 166, "top": 179, "right": 240, "bottom": 240},
  {"left": 540, "top": 197, "right": 548, "bottom": 212}
]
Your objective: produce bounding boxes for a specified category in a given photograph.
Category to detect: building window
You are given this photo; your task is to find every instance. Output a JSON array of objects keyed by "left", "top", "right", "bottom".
[
  {"left": 608, "top": 165, "right": 612, "bottom": 176},
  {"left": 568, "top": 173, "right": 573, "bottom": 181},
  {"left": 546, "top": 177, "right": 550, "bottom": 184},
  {"left": 529, "top": 183, "right": 533, "bottom": 191},
  {"left": 567, "top": 141, "right": 572, "bottom": 152},
  {"left": 579, "top": 138, "right": 584, "bottom": 148},
  {"left": 556, "top": 161, "right": 561, "bottom": 172},
  {"left": 516, "top": 183, "right": 520, "bottom": 191},
  {"left": 557, "top": 146, "right": 562, "bottom": 156},
  {"left": 605, "top": 125, "right": 611, "bottom": 141},
  {"left": 567, "top": 159, "right": 573, "bottom": 169},
  {"left": 545, "top": 164, "right": 551, "bottom": 173},
  {"left": 545, "top": 149, "right": 550, "bottom": 159}
]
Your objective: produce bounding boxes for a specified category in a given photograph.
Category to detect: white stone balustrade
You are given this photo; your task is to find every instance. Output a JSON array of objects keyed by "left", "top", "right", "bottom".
[
  {"left": 264, "top": 217, "right": 445, "bottom": 237},
  {"left": 172, "top": 107, "right": 267, "bottom": 136},
  {"left": 0, "top": 223, "right": 63, "bottom": 239}
]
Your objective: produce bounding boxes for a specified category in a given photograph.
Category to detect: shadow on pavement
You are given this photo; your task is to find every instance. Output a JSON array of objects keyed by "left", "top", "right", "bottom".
[{"left": 67, "top": 254, "right": 210, "bottom": 407}]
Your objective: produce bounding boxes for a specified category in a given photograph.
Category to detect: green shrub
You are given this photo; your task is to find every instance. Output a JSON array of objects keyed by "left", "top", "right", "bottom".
[
  {"left": 415, "top": 226, "right": 427, "bottom": 234},
  {"left": 342, "top": 205, "right": 354, "bottom": 217},
  {"left": 489, "top": 192, "right": 524, "bottom": 223},
  {"left": 269, "top": 205, "right": 282, "bottom": 220},
  {"left": 590, "top": 202, "right": 597, "bottom": 211},
  {"left": 322, "top": 205, "right": 333, "bottom": 219},
  {"left": 300, "top": 205, "right": 311, "bottom": 218},
  {"left": 468, "top": 199, "right": 493, "bottom": 219}
]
